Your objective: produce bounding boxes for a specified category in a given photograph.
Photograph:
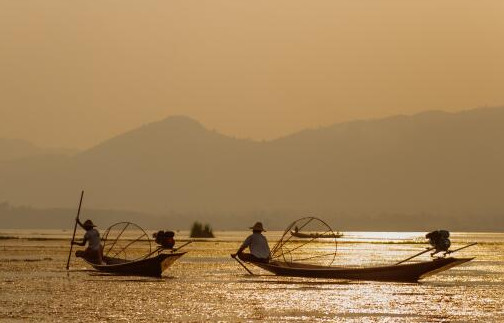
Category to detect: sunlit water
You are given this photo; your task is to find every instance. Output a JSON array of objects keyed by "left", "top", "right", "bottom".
[{"left": 1, "top": 230, "right": 503, "bottom": 322}]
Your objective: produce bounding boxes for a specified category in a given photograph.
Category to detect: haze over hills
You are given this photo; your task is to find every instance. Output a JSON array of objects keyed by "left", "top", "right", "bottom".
[
  {"left": 0, "top": 138, "right": 78, "bottom": 162},
  {"left": 1, "top": 107, "right": 503, "bottom": 231}
]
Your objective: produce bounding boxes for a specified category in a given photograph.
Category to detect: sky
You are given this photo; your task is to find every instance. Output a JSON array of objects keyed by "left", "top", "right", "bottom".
[{"left": 1, "top": 0, "right": 503, "bottom": 149}]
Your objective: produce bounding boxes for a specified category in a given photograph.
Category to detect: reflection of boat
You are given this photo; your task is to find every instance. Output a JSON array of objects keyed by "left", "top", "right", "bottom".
[
  {"left": 83, "top": 252, "right": 186, "bottom": 277},
  {"left": 291, "top": 231, "right": 343, "bottom": 238},
  {"left": 250, "top": 257, "right": 473, "bottom": 282}
]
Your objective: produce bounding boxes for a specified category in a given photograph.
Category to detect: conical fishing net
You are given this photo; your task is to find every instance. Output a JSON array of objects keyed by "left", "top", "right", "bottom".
[
  {"left": 102, "top": 222, "right": 152, "bottom": 261},
  {"left": 270, "top": 217, "right": 338, "bottom": 266}
]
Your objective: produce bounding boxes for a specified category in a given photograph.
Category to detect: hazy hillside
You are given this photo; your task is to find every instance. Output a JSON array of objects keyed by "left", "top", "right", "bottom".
[
  {"left": 0, "top": 138, "right": 78, "bottom": 161},
  {"left": 1, "top": 108, "right": 503, "bottom": 230}
]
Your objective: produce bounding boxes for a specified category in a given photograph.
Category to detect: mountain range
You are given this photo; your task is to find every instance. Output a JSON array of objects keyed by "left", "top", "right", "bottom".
[
  {"left": 1, "top": 107, "right": 503, "bottom": 230},
  {"left": 0, "top": 138, "right": 77, "bottom": 162}
]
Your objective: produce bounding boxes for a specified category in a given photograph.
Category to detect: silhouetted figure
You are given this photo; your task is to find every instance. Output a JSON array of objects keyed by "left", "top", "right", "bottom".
[
  {"left": 153, "top": 230, "right": 175, "bottom": 249},
  {"left": 73, "top": 219, "right": 103, "bottom": 264},
  {"left": 232, "top": 222, "right": 270, "bottom": 263},
  {"left": 426, "top": 230, "right": 451, "bottom": 256}
]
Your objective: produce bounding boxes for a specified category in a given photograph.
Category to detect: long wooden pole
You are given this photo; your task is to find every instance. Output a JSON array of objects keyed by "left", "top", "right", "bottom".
[
  {"left": 447, "top": 242, "right": 478, "bottom": 254},
  {"left": 174, "top": 241, "right": 192, "bottom": 251},
  {"left": 141, "top": 240, "right": 195, "bottom": 260},
  {"left": 395, "top": 247, "right": 434, "bottom": 265},
  {"left": 66, "top": 190, "right": 84, "bottom": 270},
  {"left": 231, "top": 254, "right": 254, "bottom": 275}
]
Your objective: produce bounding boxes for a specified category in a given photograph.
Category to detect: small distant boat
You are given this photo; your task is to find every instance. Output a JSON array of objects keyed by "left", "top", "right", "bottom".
[
  {"left": 84, "top": 252, "right": 186, "bottom": 277},
  {"left": 290, "top": 231, "right": 343, "bottom": 239},
  {"left": 250, "top": 257, "right": 473, "bottom": 282}
]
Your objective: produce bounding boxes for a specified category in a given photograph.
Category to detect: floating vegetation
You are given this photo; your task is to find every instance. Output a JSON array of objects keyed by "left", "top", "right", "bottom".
[
  {"left": 0, "top": 235, "right": 19, "bottom": 240},
  {"left": 2, "top": 257, "right": 53, "bottom": 262},
  {"left": 190, "top": 221, "right": 214, "bottom": 238}
]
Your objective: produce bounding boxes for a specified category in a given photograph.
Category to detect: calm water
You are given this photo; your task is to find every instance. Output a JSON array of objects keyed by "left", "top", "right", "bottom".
[{"left": 0, "top": 230, "right": 503, "bottom": 322}]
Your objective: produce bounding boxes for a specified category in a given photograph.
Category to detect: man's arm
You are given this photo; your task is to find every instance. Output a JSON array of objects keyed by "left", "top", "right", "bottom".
[
  {"left": 231, "top": 246, "right": 246, "bottom": 258},
  {"left": 72, "top": 235, "right": 87, "bottom": 246},
  {"left": 231, "top": 237, "right": 251, "bottom": 258},
  {"left": 76, "top": 219, "right": 84, "bottom": 230}
]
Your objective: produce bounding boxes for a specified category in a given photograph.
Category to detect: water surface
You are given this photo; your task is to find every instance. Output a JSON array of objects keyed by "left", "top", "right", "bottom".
[{"left": 0, "top": 230, "right": 502, "bottom": 322}]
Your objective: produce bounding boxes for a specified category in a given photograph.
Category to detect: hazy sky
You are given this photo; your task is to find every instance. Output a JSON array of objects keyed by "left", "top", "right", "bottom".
[{"left": 1, "top": 1, "right": 503, "bottom": 149}]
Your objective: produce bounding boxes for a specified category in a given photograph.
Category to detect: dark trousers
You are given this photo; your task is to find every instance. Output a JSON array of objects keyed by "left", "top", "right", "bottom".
[
  {"left": 238, "top": 252, "right": 269, "bottom": 263},
  {"left": 75, "top": 247, "right": 103, "bottom": 264}
]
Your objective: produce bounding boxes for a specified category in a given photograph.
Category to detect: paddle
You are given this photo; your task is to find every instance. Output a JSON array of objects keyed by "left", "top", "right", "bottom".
[
  {"left": 231, "top": 254, "right": 254, "bottom": 275},
  {"left": 395, "top": 247, "right": 434, "bottom": 265},
  {"left": 66, "top": 190, "right": 84, "bottom": 270}
]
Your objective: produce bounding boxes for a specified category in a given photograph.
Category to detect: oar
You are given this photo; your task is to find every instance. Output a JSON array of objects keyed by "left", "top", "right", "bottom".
[
  {"left": 231, "top": 254, "right": 254, "bottom": 275},
  {"left": 446, "top": 242, "right": 478, "bottom": 254},
  {"left": 395, "top": 247, "right": 434, "bottom": 265},
  {"left": 66, "top": 190, "right": 84, "bottom": 270}
]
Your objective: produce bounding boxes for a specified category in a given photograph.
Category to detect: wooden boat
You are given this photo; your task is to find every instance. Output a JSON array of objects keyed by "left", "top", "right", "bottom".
[
  {"left": 232, "top": 217, "right": 476, "bottom": 282},
  {"left": 75, "top": 222, "right": 189, "bottom": 277},
  {"left": 84, "top": 252, "right": 186, "bottom": 277},
  {"left": 250, "top": 257, "right": 473, "bottom": 282},
  {"left": 291, "top": 231, "right": 343, "bottom": 239}
]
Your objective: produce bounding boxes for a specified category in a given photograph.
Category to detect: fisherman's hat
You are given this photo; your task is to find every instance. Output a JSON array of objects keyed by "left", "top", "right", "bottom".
[
  {"left": 83, "top": 219, "right": 96, "bottom": 228},
  {"left": 249, "top": 222, "right": 266, "bottom": 232}
]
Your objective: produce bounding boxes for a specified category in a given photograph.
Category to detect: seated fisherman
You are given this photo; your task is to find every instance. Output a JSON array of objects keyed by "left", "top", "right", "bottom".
[
  {"left": 153, "top": 230, "right": 175, "bottom": 249},
  {"left": 426, "top": 230, "right": 451, "bottom": 256},
  {"left": 231, "top": 222, "right": 270, "bottom": 263},
  {"left": 73, "top": 219, "right": 103, "bottom": 264}
]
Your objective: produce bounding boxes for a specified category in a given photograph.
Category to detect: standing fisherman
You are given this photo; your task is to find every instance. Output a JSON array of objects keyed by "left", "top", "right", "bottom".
[
  {"left": 231, "top": 222, "right": 270, "bottom": 263},
  {"left": 73, "top": 219, "right": 103, "bottom": 264}
]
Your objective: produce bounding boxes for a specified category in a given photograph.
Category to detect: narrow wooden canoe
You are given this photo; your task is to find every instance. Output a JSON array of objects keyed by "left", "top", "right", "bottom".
[
  {"left": 290, "top": 231, "right": 343, "bottom": 239},
  {"left": 84, "top": 252, "right": 186, "bottom": 277},
  {"left": 250, "top": 257, "right": 473, "bottom": 282}
]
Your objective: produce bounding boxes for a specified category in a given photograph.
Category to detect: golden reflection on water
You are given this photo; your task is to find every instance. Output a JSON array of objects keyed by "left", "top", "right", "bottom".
[{"left": 0, "top": 231, "right": 503, "bottom": 322}]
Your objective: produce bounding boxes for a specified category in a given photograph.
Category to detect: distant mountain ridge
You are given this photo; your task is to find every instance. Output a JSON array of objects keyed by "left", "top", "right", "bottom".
[
  {"left": 1, "top": 107, "right": 503, "bottom": 230},
  {"left": 0, "top": 138, "right": 78, "bottom": 162}
]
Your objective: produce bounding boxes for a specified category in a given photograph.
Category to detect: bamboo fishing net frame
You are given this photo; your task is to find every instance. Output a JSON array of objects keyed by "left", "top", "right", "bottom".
[
  {"left": 270, "top": 217, "right": 338, "bottom": 267},
  {"left": 102, "top": 222, "right": 152, "bottom": 261}
]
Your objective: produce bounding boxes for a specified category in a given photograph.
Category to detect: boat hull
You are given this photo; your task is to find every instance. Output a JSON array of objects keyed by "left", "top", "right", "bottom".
[
  {"left": 85, "top": 252, "right": 186, "bottom": 277},
  {"left": 251, "top": 257, "right": 473, "bottom": 282}
]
